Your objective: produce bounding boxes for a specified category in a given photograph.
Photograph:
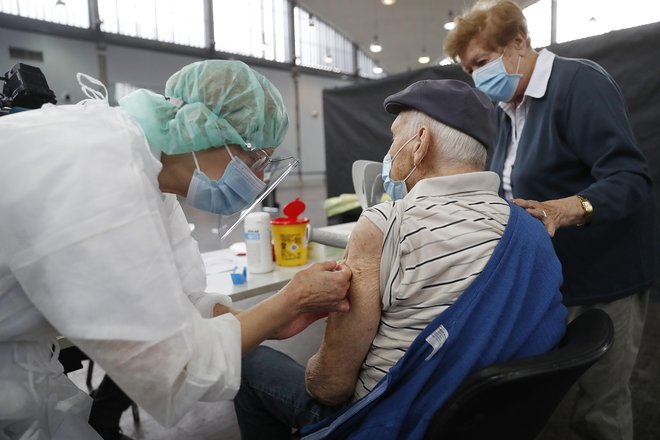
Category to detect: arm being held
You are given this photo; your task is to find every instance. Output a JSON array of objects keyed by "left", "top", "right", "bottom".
[
  {"left": 305, "top": 216, "right": 383, "bottom": 406},
  {"left": 213, "top": 260, "right": 352, "bottom": 354}
]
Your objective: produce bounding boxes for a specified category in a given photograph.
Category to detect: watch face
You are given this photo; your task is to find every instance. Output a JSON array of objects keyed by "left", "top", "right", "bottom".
[{"left": 576, "top": 196, "right": 593, "bottom": 226}]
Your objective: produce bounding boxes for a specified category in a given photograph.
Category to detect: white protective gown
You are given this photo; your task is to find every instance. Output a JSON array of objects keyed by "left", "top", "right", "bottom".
[{"left": 0, "top": 99, "right": 241, "bottom": 439}]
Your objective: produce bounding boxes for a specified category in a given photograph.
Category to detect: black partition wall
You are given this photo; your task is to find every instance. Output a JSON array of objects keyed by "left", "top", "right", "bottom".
[{"left": 323, "top": 21, "right": 660, "bottom": 265}]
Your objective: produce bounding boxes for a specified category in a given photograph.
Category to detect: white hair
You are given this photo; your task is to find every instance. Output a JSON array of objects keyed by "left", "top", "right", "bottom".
[{"left": 402, "top": 110, "right": 487, "bottom": 170}]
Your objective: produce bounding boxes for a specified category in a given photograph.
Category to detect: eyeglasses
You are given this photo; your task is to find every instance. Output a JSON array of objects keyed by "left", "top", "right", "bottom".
[
  {"left": 219, "top": 150, "right": 300, "bottom": 240},
  {"left": 245, "top": 143, "right": 297, "bottom": 176}
]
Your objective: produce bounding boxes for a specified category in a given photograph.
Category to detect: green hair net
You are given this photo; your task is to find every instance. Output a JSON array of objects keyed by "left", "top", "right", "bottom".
[{"left": 118, "top": 60, "right": 289, "bottom": 154}]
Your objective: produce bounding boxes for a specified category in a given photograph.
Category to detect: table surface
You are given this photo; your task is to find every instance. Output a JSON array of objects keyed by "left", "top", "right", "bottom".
[{"left": 205, "top": 222, "right": 353, "bottom": 301}]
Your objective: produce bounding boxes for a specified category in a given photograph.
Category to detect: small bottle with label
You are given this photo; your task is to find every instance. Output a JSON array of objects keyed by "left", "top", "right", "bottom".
[{"left": 244, "top": 211, "right": 273, "bottom": 274}]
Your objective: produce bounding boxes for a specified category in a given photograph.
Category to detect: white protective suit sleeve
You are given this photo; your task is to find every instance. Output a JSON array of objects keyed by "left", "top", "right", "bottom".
[
  {"left": 1, "top": 102, "right": 241, "bottom": 427},
  {"left": 161, "top": 194, "right": 233, "bottom": 318}
]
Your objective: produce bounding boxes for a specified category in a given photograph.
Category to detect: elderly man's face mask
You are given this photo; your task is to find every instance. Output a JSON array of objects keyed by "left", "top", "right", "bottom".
[{"left": 382, "top": 134, "right": 417, "bottom": 201}]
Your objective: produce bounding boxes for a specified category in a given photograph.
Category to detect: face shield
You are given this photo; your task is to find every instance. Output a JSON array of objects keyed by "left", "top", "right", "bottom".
[{"left": 217, "top": 145, "right": 299, "bottom": 241}]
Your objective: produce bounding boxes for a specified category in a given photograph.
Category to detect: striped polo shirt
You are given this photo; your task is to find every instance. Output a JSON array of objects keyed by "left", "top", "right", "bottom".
[{"left": 353, "top": 171, "right": 510, "bottom": 400}]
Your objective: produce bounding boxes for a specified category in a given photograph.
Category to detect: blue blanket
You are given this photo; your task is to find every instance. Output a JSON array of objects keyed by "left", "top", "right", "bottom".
[{"left": 302, "top": 204, "right": 567, "bottom": 440}]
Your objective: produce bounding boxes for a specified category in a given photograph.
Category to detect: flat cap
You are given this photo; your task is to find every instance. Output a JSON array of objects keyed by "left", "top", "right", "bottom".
[{"left": 384, "top": 79, "right": 496, "bottom": 149}]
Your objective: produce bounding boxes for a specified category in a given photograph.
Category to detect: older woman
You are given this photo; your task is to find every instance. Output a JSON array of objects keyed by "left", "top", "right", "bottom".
[{"left": 445, "top": 1, "right": 657, "bottom": 439}]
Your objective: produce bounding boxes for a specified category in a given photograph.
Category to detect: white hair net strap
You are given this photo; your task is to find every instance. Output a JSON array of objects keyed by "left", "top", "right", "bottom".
[{"left": 118, "top": 60, "right": 289, "bottom": 155}]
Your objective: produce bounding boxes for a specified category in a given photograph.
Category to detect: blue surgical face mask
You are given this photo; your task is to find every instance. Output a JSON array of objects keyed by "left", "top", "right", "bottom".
[
  {"left": 186, "top": 146, "right": 266, "bottom": 215},
  {"left": 382, "top": 134, "right": 417, "bottom": 201},
  {"left": 472, "top": 53, "right": 522, "bottom": 102}
]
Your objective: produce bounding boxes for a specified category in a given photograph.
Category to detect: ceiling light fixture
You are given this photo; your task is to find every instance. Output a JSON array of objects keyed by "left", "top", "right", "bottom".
[
  {"left": 373, "top": 65, "right": 383, "bottom": 75},
  {"left": 417, "top": 1, "right": 431, "bottom": 65},
  {"left": 308, "top": 15, "right": 316, "bottom": 30},
  {"left": 324, "top": 53, "right": 333, "bottom": 64},
  {"left": 55, "top": 0, "right": 65, "bottom": 6},
  {"left": 370, "top": 1, "right": 383, "bottom": 53},
  {"left": 369, "top": 36, "right": 382, "bottom": 53},
  {"left": 443, "top": 10, "right": 455, "bottom": 30},
  {"left": 381, "top": 0, "right": 396, "bottom": 5}
]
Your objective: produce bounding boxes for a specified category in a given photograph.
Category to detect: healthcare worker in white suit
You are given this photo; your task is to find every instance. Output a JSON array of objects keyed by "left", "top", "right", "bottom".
[{"left": 0, "top": 60, "right": 351, "bottom": 439}]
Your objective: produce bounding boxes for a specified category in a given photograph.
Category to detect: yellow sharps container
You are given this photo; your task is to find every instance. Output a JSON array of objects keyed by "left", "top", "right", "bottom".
[{"left": 271, "top": 198, "right": 310, "bottom": 266}]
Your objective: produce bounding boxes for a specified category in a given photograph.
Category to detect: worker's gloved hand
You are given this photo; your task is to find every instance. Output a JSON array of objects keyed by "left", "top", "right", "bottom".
[
  {"left": 187, "top": 291, "right": 233, "bottom": 318},
  {"left": 288, "top": 260, "right": 352, "bottom": 314}
]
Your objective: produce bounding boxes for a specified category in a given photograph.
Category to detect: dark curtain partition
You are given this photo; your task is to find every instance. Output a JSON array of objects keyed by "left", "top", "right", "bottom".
[{"left": 323, "top": 22, "right": 660, "bottom": 273}]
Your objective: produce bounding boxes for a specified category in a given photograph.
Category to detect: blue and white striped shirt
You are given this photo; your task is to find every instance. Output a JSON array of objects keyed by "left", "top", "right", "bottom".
[{"left": 354, "top": 171, "right": 510, "bottom": 400}]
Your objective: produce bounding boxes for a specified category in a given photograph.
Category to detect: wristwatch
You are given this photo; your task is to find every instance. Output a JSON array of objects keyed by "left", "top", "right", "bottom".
[{"left": 576, "top": 195, "right": 593, "bottom": 226}]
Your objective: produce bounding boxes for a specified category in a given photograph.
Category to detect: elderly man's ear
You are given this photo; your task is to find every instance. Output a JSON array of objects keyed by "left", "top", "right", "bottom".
[{"left": 413, "top": 126, "right": 430, "bottom": 167}]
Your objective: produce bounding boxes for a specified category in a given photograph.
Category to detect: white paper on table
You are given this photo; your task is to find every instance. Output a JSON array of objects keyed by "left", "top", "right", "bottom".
[{"left": 202, "top": 249, "right": 247, "bottom": 275}]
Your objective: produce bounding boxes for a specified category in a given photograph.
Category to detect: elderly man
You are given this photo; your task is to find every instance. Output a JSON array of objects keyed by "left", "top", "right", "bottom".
[{"left": 233, "top": 80, "right": 567, "bottom": 439}]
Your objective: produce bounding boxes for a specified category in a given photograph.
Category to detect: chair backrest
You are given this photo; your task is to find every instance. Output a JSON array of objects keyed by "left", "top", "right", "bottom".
[
  {"left": 424, "top": 308, "right": 614, "bottom": 440},
  {"left": 352, "top": 160, "right": 383, "bottom": 211}
]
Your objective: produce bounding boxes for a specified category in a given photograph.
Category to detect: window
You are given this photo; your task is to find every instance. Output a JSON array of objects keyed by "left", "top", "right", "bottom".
[
  {"left": 523, "top": 0, "right": 551, "bottom": 48},
  {"left": 0, "top": 0, "right": 89, "bottom": 28},
  {"left": 1, "top": 0, "right": 384, "bottom": 78},
  {"left": 97, "top": 0, "right": 206, "bottom": 47},
  {"left": 9, "top": 46, "right": 44, "bottom": 61},
  {"left": 213, "top": 0, "right": 291, "bottom": 63},
  {"left": 293, "top": 6, "right": 354, "bottom": 74},
  {"left": 556, "top": 0, "right": 660, "bottom": 43}
]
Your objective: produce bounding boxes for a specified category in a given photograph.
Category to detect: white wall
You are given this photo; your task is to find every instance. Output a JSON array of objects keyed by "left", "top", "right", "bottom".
[
  {"left": 297, "top": 74, "right": 350, "bottom": 176},
  {"left": 105, "top": 45, "right": 199, "bottom": 92},
  {"left": 1, "top": 25, "right": 355, "bottom": 181}
]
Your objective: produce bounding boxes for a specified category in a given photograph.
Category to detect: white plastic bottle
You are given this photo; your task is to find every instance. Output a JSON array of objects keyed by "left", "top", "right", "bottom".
[{"left": 244, "top": 211, "right": 273, "bottom": 274}]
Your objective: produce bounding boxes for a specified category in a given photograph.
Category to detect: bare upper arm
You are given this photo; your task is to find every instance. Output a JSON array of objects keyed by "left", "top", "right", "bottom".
[{"left": 305, "top": 215, "right": 383, "bottom": 404}]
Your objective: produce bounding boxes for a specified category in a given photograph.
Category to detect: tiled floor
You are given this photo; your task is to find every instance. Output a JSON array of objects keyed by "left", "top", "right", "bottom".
[{"left": 68, "top": 179, "right": 660, "bottom": 440}]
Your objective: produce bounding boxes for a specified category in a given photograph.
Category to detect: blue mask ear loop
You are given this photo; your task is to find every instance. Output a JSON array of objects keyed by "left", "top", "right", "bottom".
[
  {"left": 391, "top": 134, "right": 418, "bottom": 183},
  {"left": 224, "top": 145, "right": 236, "bottom": 160},
  {"left": 191, "top": 151, "right": 201, "bottom": 171},
  {"left": 501, "top": 48, "right": 523, "bottom": 75},
  {"left": 391, "top": 134, "right": 416, "bottom": 162},
  {"left": 191, "top": 145, "right": 234, "bottom": 174},
  {"left": 514, "top": 52, "right": 522, "bottom": 75}
]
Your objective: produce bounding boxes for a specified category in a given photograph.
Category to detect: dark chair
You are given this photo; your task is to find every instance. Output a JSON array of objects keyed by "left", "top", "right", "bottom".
[
  {"left": 59, "top": 348, "right": 141, "bottom": 426},
  {"left": 425, "top": 308, "right": 614, "bottom": 440}
]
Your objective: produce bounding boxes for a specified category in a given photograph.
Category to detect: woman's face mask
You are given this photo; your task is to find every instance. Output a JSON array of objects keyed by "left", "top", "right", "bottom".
[
  {"left": 382, "top": 134, "right": 417, "bottom": 201},
  {"left": 186, "top": 146, "right": 266, "bottom": 215},
  {"left": 472, "top": 52, "right": 522, "bottom": 102}
]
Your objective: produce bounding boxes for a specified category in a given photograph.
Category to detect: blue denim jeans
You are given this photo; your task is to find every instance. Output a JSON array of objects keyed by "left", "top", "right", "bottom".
[{"left": 233, "top": 346, "right": 345, "bottom": 440}]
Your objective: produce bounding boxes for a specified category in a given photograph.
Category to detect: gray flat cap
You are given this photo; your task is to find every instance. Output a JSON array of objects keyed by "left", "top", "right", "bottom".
[{"left": 384, "top": 79, "right": 496, "bottom": 149}]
